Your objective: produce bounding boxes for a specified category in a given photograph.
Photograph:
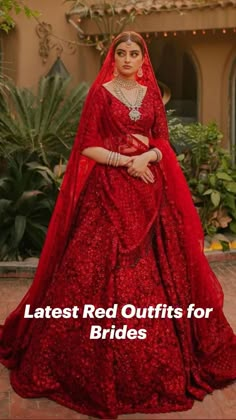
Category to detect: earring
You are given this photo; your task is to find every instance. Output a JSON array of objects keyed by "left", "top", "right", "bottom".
[
  {"left": 113, "top": 67, "right": 119, "bottom": 77},
  {"left": 137, "top": 67, "right": 143, "bottom": 78}
]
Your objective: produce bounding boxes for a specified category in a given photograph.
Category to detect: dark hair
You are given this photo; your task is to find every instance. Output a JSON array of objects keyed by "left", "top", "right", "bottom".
[{"left": 113, "top": 32, "right": 145, "bottom": 56}]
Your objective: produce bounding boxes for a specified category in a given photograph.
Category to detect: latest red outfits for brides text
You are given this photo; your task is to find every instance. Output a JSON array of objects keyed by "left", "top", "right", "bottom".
[{"left": 0, "top": 33, "right": 235, "bottom": 419}]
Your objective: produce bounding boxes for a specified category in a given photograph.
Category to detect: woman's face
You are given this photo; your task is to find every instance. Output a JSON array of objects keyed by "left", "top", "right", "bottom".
[{"left": 114, "top": 41, "right": 144, "bottom": 79}]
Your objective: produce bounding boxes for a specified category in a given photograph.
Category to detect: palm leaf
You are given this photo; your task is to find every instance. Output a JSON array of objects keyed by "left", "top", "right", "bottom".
[
  {"left": 36, "top": 76, "right": 69, "bottom": 137},
  {"left": 8, "top": 85, "right": 34, "bottom": 141},
  {"left": 0, "top": 198, "right": 12, "bottom": 215},
  {"left": 14, "top": 214, "right": 27, "bottom": 246},
  {"left": 1, "top": 76, "right": 89, "bottom": 164},
  {"left": 26, "top": 220, "right": 48, "bottom": 250}
]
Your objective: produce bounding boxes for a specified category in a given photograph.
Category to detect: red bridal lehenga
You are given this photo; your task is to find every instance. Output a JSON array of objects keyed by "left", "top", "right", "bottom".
[{"left": 0, "top": 34, "right": 236, "bottom": 419}]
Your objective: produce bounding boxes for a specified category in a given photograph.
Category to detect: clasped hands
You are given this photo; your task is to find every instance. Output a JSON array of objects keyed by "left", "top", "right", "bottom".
[{"left": 120, "top": 153, "right": 155, "bottom": 184}]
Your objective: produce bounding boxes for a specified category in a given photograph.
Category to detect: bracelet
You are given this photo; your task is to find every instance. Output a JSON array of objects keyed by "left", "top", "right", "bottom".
[
  {"left": 106, "top": 151, "right": 113, "bottom": 165},
  {"left": 151, "top": 148, "right": 162, "bottom": 162},
  {"left": 106, "top": 151, "right": 121, "bottom": 167}
]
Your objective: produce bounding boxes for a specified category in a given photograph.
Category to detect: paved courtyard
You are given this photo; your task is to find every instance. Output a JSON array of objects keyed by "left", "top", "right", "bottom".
[{"left": 0, "top": 261, "right": 235, "bottom": 419}]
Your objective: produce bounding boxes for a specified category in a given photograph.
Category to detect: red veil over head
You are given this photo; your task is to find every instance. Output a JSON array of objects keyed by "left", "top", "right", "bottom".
[{"left": 0, "top": 32, "right": 224, "bottom": 367}]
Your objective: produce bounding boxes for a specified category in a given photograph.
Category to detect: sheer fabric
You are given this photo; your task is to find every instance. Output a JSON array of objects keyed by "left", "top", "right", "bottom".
[{"left": 0, "top": 32, "right": 235, "bottom": 419}]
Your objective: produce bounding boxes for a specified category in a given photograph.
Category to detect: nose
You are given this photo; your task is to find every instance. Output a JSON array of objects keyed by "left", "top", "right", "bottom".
[{"left": 124, "top": 54, "right": 131, "bottom": 63}]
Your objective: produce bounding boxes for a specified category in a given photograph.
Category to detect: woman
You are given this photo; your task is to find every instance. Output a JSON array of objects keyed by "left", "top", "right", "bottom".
[{"left": 0, "top": 31, "right": 235, "bottom": 419}]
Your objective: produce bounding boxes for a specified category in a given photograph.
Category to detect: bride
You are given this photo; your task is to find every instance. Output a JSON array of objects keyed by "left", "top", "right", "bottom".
[{"left": 0, "top": 31, "right": 235, "bottom": 419}]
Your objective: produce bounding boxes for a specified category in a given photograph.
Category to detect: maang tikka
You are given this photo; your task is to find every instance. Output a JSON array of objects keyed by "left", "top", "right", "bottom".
[{"left": 126, "top": 34, "right": 132, "bottom": 46}]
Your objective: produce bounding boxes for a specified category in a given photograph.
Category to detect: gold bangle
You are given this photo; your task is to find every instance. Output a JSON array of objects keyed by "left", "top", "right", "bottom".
[
  {"left": 106, "top": 151, "right": 111, "bottom": 165},
  {"left": 107, "top": 151, "right": 113, "bottom": 165},
  {"left": 107, "top": 151, "right": 121, "bottom": 166},
  {"left": 152, "top": 148, "right": 162, "bottom": 162}
]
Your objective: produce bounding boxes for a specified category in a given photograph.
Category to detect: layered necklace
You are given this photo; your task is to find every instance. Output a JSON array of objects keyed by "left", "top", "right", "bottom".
[{"left": 113, "top": 77, "right": 145, "bottom": 121}]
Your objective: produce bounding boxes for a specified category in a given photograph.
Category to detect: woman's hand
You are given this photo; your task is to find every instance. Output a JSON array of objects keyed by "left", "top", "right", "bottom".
[
  {"left": 119, "top": 155, "right": 135, "bottom": 167},
  {"left": 127, "top": 154, "right": 155, "bottom": 183},
  {"left": 139, "top": 168, "right": 155, "bottom": 184}
]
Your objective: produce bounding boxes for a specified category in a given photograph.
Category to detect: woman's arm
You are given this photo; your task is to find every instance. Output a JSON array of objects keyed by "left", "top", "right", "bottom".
[
  {"left": 82, "top": 147, "right": 156, "bottom": 184},
  {"left": 81, "top": 146, "right": 133, "bottom": 167}
]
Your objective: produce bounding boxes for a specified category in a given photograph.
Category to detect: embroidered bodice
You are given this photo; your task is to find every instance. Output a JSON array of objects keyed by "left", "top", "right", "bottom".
[
  {"left": 101, "top": 85, "right": 155, "bottom": 137},
  {"left": 79, "top": 85, "right": 169, "bottom": 153}
]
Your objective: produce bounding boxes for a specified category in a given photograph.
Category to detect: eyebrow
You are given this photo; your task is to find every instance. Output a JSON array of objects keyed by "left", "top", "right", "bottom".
[{"left": 116, "top": 48, "right": 140, "bottom": 53}]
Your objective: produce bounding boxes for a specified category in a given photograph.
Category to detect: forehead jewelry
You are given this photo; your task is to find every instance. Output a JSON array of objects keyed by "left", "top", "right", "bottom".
[{"left": 126, "top": 33, "right": 132, "bottom": 46}]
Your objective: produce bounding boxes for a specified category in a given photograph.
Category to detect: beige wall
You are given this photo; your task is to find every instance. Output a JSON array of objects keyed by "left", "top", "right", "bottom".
[
  {"left": 2, "top": 0, "right": 99, "bottom": 88},
  {"left": 192, "top": 34, "right": 236, "bottom": 147}
]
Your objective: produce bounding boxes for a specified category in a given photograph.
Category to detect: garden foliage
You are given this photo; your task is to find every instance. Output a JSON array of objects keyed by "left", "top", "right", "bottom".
[
  {"left": 168, "top": 111, "right": 236, "bottom": 236},
  {"left": 0, "top": 75, "right": 88, "bottom": 260}
]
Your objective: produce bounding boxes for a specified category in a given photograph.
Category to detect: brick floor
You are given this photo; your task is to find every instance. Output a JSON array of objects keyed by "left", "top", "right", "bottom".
[{"left": 0, "top": 262, "right": 235, "bottom": 419}]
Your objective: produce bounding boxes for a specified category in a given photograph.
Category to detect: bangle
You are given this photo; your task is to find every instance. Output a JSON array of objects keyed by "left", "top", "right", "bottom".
[
  {"left": 113, "top": 152, "right": 121, "bottom": 167},
  {"left": 106, "top": 151, "right": 121, "bottom": 166},
  {"left": 106, "top": 151, "right": 113, "bottom": 165},
  {"left": 151, "top": 148, "right": 162, "bottom": 162}
]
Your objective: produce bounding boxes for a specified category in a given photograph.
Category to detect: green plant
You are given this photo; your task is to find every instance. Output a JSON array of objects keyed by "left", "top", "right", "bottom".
[
  {"left": 0, "top": 74, "right": 10, "bottom": 99},
  {"left": 0, "top": 75, "right": 88, "bottom": 166},
  {"left": 168, "top": 114, "right": 236, "bottom": 235},
  {"left": 0, "top": 0, "right": 38, "bottom": 32},
  {"left": 0, "top": 151, "right": 61, "bottom": 260}
]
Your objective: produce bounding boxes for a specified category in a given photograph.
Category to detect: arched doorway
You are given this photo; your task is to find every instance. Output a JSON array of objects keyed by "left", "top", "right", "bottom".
[{"left": 149, "top": 39, "right": 198, "bottom": 123}]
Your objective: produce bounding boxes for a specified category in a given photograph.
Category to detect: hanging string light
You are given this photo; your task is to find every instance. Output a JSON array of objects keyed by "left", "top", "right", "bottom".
[
  {"left": 139, "top": 27, "right": 235, "bottom": 40},
  {"left": 72, "top": 11, "right": 236, "bottom": 43}
]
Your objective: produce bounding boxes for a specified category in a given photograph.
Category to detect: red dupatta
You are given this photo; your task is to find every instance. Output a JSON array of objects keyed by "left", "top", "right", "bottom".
[{"left": 0, "top": 32, "right": 224, "bottom": 368}]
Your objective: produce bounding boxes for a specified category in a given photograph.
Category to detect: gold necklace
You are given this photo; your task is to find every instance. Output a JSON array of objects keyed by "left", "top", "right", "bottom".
[{"left": 114, "top": 76, "right": 138, "bottom": 90}]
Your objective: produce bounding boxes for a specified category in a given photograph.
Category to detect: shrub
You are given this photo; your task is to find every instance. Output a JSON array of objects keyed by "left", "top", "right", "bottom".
[
  {"left": 0, "top": 75, "right": 88, "bottom": 166},
  {"left": 168, "top": 111, "right": 236, "bottom": 236}
]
